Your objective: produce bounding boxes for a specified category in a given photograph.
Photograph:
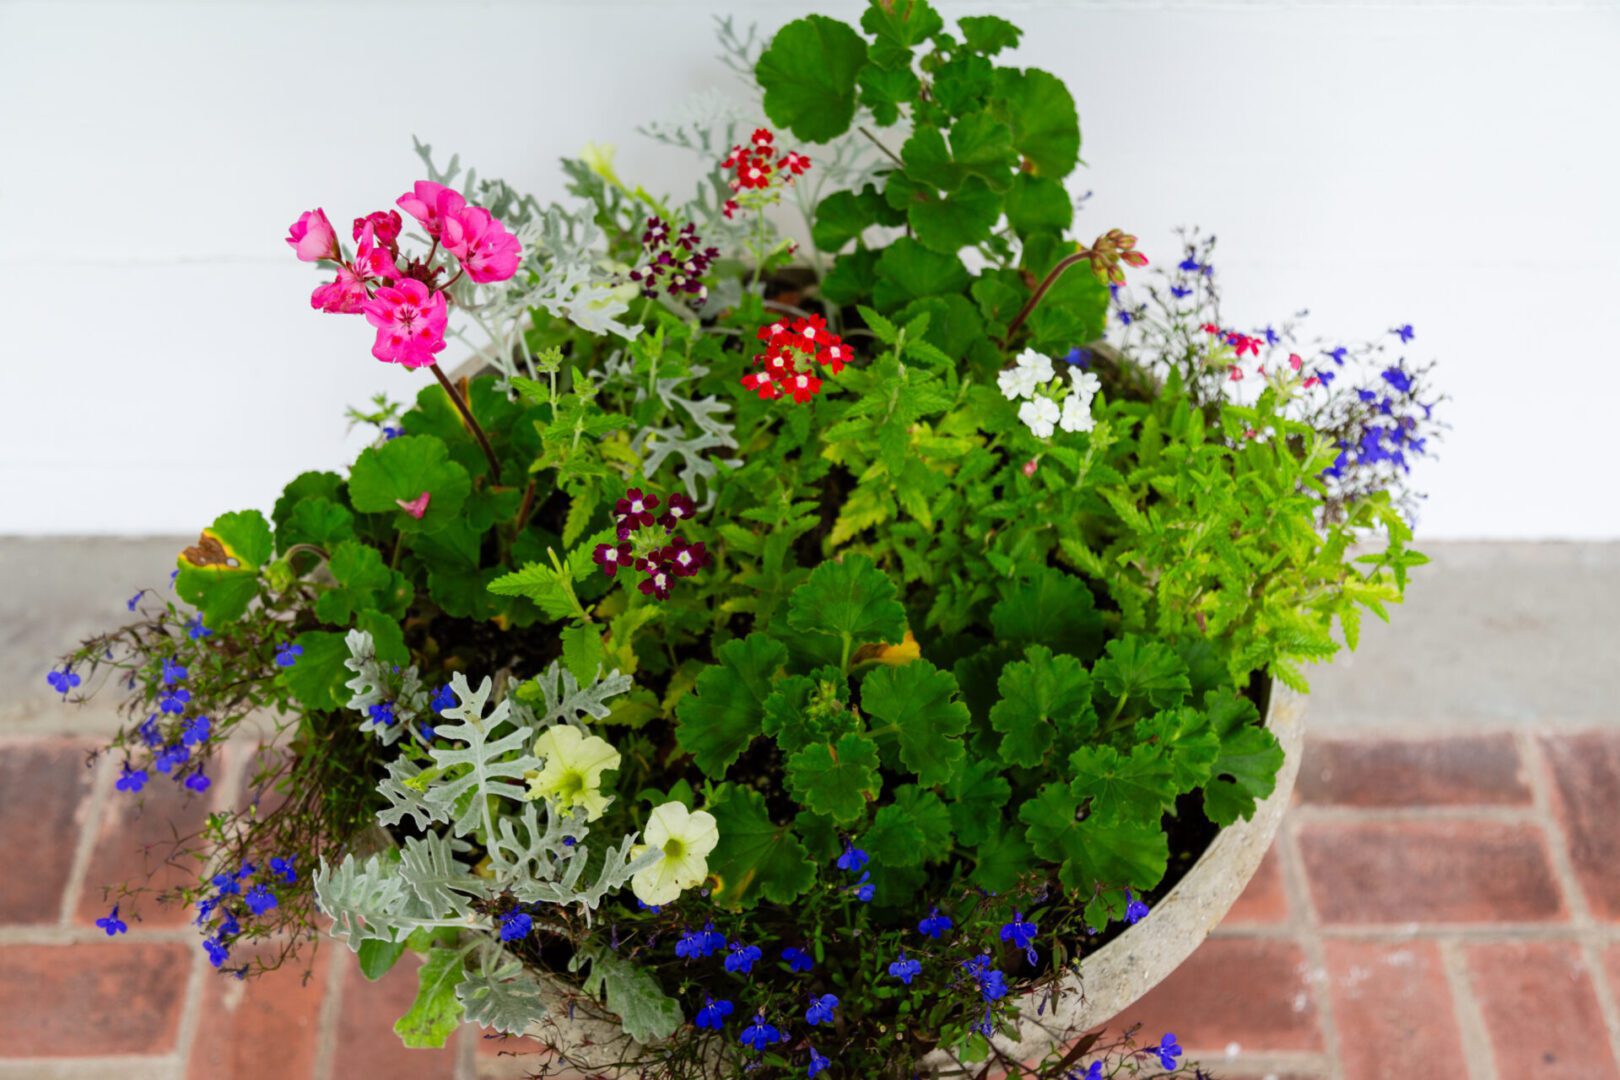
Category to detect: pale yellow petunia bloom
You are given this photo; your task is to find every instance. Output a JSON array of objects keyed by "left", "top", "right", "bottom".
[
  {"left": 526, "top": 725, "right": 621, "bottom": 821},
  {"left": 632, "top": 802, "right": 720, "bottom": 907}
]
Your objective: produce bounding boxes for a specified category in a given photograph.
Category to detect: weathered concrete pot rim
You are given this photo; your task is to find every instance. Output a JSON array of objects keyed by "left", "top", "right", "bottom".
[{"left": 522, "top": 687, "right": 1306, "bottom": 1077}]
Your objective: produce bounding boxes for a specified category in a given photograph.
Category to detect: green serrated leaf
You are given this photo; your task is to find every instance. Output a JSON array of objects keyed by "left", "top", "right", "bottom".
[
  {"left": 674, "top": 634, "right": 788, "bottom": 777},
  {"left": 785, "top": 555, "right": 908, "bottom": 665},
  {"left": 860, "top": 660, "right": 969, "bottom": 786},
  {"left": 989, "top": 645, "right": 1094, "bottom": 767},
  {"left": 756, "top": 15, "right": 869, "bottom": 143},
  {"left": 786, "top": 732, "right": 882, "bottom": 824},
  {"left": 709, "top": 785, "right": 816, "bottom": 909},
  {"left": 348, "top": 435, "right": 471, "bottom": 534}
]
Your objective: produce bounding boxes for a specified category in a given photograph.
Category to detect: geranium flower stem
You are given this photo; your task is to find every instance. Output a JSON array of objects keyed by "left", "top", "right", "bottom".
[
  {"left": 429, "top": 363, "right": 502, "bottom": 479},
  {"left": 1001, "top": 249, "right": 1092, "bottom": 349}
]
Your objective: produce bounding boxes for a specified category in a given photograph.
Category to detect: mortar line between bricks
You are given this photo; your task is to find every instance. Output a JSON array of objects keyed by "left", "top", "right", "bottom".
[
  {"left": 1287, "top": 804, "right": 1543, "bottom": 825},
  {"left": 1439, "top": 938, "right": 1499, "bottom": 1080},
  {"left": 1194, "top": 1051, "right": 1334, "bottom": 1077},
  {"left": 312, "top": 928, "right": 346, "bottom": 1080},
  {"left": 171, "top": 948, "right": 210, "bottom": 1075},
  {"left": 168, "top": 732, "right": 258, "bottom": 1076},
  {"left": 1518, "top": 731, "right": 1620, "bottom": 1070},
  {"left": 1276, "top": 813, "right": 1345, "bottom": 1080},
  {"left": 1213, "top": 923, "right": 1620, "bottom": 943},
  {"left": 0, "top": 926, "right": 197, "bottom": 945},
  {"left": 57, "top": 746, "right": 113, "bottom": 926}
]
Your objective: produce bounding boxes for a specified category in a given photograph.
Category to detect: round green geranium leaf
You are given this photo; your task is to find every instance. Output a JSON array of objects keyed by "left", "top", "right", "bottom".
[
  {"left": 755, "top": 15, "right": 869, "bottom": 144},
  {"left": 348, "top": 435, "right": 470, "bottom": 534}
]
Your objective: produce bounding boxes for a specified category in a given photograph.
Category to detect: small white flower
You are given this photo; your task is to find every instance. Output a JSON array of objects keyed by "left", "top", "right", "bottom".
[
  {"left": 1059, "top": 392, "right": 1095, "bottom": 434},
  {"left": 997, "top": 348, "right": 1056, "bottom": 401},
  {"left": 1017, "top": 396, "right": 1060, "bottom": 439},
  {"left": 1068, "top": 368, "right": 1101, "bottom": 400},
  {"left": 632, "top": 802, "right": 720, "bottom": 906},
  {"left": 1059, "top": 368, "right": 1101, "bottom": 433}
]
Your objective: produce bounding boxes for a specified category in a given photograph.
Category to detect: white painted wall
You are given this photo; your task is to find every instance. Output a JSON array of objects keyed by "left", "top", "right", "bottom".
[{"left": 2, "top": 0, "right": 1615, "bottom": 538}]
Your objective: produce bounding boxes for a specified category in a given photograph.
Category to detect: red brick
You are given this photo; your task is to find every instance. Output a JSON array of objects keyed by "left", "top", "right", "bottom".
[
  {"left": 1297, "top": 820, "right": 1565, "bottom": 924},
  {"left": 0, "top": 942, "right": 190, "bottom": 1055},
  {"left": 0, "top": 739, "right": 98, "bottom": 924},
  {"left": 1465, "top": 941, "right": 1620, "bottom": 1079},
  {"left": 187, "top": 947, "right": 328, "bottom": 1079},
  {"left": 333, "top": 953, "right": 460, "bottom": 1079},
  {"left": 1299, "top": 735, "right": 1530, "bottom": 807},
  {"left": 1113, "top": 936, "right": 1323, "bottom": 1053},
  {"left": 1322, "top": 940, "right": 1466, "bottom": 1080},
  {"left": 1541, "top": 733, "right": 1620, "bottom": 921},
  {"left": 74, "top": 756, "right": 218, "bottom": 928},
  {"left": 1223, "top": 846, "right": 1289, "bottom": 925}
]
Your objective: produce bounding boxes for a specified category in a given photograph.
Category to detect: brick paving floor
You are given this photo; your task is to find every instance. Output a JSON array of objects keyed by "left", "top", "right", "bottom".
[{"left": 2, "top": 540, "right": 1617, "bottom": 1079}]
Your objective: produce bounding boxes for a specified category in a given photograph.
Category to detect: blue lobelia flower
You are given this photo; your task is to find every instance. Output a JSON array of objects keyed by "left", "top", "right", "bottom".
[
  {"left": 46, "top": 668, "right": 81, "bottom": 696},
  {"left": 203, "top": 937, "right": 229, "bottom": 968},
  {"left": 1000, "top": 911, "right": 1038, "bottom": 964},
  {"left": 805, "top": 994, "right": 838, "bottom": 1026},
  {"left": 160, "top": 657, "right": 188, "bottom": 686},
  {"left": 695, "top": 996, "right": 733, "bottom": 1030},
  {"left": 848, "top": 870, "right": 875, "bottom": 902},
  {"left": 918, "top": 906, "right": 953, "bottom": 939},
  {"left": 836, "top": 841, "right": 868, "bottom": 873},
  {"left": 187, "top": 615, "right": 212, "bottom": 640},
  {"left": 782, "top": 946, "right": 814, "bottom": 973},
  {"left": 1170, "top": 285, "right": 1193, "bottom": 299},
  {"left": 127, "top": 591, "right": 142, "bottom": 612},
  {"left": 724, "top": 941, "right": 762, "bottom": 975},
  {"left": 154, "top": 744, "right": 190, "bottom": 775},
  {"left": 1156, "top": 1032, "right": 1183, "bottom": 1070},
  {"left": 367, "top": 702, "right": 396, "bottom": 727},
  {"left": 675, "top": 922, "right": 726, "bottom": 960},
  {"left": 180, "top": 715, "right": 211, "bottom": 746},
  {"left": 269, "top": 856, "right": 298, "bottom": 885},
  {"left": 158, "top": 686, "right": 190, "bottom": 715},
  {"left": 1124, "top": 890, "right": 1150, "bottom": 925},
  {"left": 184, "top": 771, "right": 211, "bottom": 793},
  {"left": 888, "top": 951, "right": 921, "bottom": 985},
  {"left": 274, "top": 643, "right": 303, "bottom": 668},
  {"left": 1382, "top": 367, "right": 1414, "bottom": 395},
  {"left": 116, "top": 764, "right": 148, "bottom": 793},
  {"left": 808, "top": 1047, "right": 831, "bottom": 1077},
  {"left": 1393, "top": 324, "right": 1415, "bottom": 343},
  {"left": 244, "top": 884, "right": 278, "bottom": 916},
  {"left": 499, "top": 910, "right": 532, "bottom": 942},
  {"left": 429, "top": 684, "right": 457, "bottom": 714},
  {"left": 739, "top": 1014, "right": 782, "bottom": 1052},
  {"left": 96, "top": 905, "right": 127, "bottom": 936}
]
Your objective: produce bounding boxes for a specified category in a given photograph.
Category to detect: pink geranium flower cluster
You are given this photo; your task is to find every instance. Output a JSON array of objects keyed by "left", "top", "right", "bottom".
[{"left": 285, "top": 182, "right": 522, "bottom": 369}]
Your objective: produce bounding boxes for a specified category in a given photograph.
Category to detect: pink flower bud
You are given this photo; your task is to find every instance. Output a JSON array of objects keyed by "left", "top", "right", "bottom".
[
  {"left": 1022, "top": 458, "right": 1039, "bottom": 478},
  {"left": 286, "top": 209, "right": 338, "bottom": 262},
  {"left": 394, "top": 491, "right": 431, "bottom": 519}
]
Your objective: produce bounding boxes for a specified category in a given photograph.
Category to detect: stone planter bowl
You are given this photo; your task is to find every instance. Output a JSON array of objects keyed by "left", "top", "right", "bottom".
[{"left": 517, "top": 688, "right": 1306, "bottom": 1078}]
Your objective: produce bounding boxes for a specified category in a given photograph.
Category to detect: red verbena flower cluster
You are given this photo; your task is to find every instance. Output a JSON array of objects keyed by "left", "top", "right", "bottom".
[
  {"left": 593, "top": 488, "right": 708, "bottom": 601},
  {"left": 286, "top": 181, "right": 521, "bottom": 369},
  {"left": 720, "top": 128, "right": 811, "bottom": 219},
  {"left": 628, "top": 217, "right": 719, "bottom": 309},
  {"left": 739, "top": 315, "right": 852, "bottom": 404}
]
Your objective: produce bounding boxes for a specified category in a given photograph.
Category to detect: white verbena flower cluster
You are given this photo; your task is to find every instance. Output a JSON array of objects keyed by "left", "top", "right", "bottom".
[{"left": 997, "top": 348, "right": 1101, "bottom": 439}]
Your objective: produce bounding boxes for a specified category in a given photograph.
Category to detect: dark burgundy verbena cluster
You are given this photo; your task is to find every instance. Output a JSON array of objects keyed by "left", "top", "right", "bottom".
[
  {"left": 592, "top": 487, "right": 709, "bottom": 600},
  {"left": 628, "top": 217, "right": 719, "bottom": 309}
]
